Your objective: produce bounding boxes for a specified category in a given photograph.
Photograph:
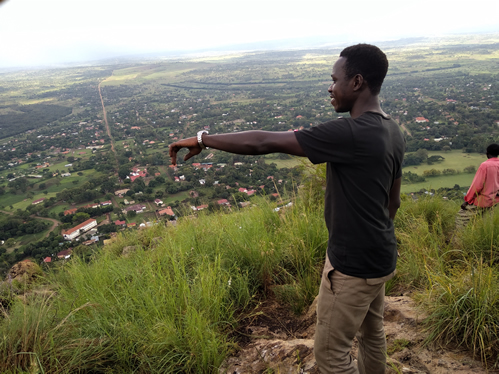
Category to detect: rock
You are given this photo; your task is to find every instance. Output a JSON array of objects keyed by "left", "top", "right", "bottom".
[
  {"left": 6, "top": 260, "right": 43, "bottom": 285},
  {"left": 150, "top": 237, "right": 162, "bottom": 248},
  {"left": 122, "top": 246, "right": 139, "bottom": 257},
  {"left": 221, "top": 295, "right": 489, "bottom": 374},
  {"left": 220, "top": 339, "right": 316, "bottom": 374}
]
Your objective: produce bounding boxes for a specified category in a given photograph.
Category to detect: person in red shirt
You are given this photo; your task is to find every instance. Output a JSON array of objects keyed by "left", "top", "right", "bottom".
[{"left": 462, "top": 143, "right": 499, "bottom": 210}]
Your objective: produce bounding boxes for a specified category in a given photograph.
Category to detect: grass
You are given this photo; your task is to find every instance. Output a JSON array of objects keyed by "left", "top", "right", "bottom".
[
  {"left": 0, "top": 186, "right": 327, "bottom": 373},
  {"left": 400, "top": 150, "right": 485, "bottom": 193},
  {"left": 402, "top": 150, "right": 486, "bottom": 173},
  {"left": 401, "top": 173, "right": 475, "bottom": 193},
  {"left": 2, "top": 170, "right": 499, "bottom": 371},
  {"left": 418, "top": 258, "right": 499, "bottom": 367}
]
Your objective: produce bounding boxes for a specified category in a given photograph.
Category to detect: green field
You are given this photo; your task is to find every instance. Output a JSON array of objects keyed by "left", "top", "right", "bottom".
[
  {"left": 401, "top": 150, "right": 485, "bottom": 193},
  {"left": 402, "top": 150, "right": 486, "bottom": 175},
  {"left": 263, "top": 150, "right": 485, "bottom": 193}
]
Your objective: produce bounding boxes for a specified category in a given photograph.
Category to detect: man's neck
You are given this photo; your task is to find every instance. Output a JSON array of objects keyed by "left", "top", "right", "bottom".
[{"left": 349, "top": 93, "right": 386, "bottom": 119}]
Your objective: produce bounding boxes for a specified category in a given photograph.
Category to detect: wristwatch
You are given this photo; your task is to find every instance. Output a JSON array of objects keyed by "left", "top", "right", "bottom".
[{"left": 197, "top": 130, "right": 209, "bottom": 149}]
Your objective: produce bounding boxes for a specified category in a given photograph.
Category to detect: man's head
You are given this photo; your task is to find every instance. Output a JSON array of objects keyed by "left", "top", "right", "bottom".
[
  {"left": 486, "top": 143, "right": 499, "bottom": 158},
  {"left": 339, "top": 44, "right": 388, "bottom": 95}
]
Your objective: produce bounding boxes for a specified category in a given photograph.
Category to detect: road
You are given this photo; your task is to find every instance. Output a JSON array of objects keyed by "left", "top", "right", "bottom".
[{"left": 98, "top": 80, "right": 119, "bottom": 174}]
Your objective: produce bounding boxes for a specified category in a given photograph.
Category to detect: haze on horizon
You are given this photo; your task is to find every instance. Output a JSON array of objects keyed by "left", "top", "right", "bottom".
[{"left": 0, "top": 0, "right": 498, "bottom": 69}]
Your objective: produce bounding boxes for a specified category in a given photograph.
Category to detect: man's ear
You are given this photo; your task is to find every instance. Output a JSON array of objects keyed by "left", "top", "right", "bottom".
[{"left": 352, "top": 74, "right": 365, "bottom": 92}]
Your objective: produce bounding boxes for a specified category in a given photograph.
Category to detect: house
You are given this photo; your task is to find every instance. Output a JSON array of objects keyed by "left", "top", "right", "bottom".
[
  {"left": 64, "top": 208, "right": 78, "bottom": 216},
  {"left": 196, "top": 204, "right": 209, "bottom": 211},
  {"left": 61, "top": 173, "right": 71, "bottom": 177},
  {"left": 32, "top": 198, "right": 45, "bottom": 205},
  {"left": 114, "top": 220, "right": 126, "bottom": 226},
  {"left": 130, "top": 169, "right": 147, "bottom": 182},
  {"left": 122, "top": 204, "right": 146, "bottom": 214},
  {"left": 158, "top": 206, "right": 175, "bottom": 217},
  {"left": 415, "top": 117, "right": 429, "bottom": 123},
  {"left": 115, "top": 188, "right": 130, "bottom": 196},
  {"left": 43, "top": 257, "right": 52, "bottom": 263},
  {"left": 217, "top": 199, "right": 230, "bottom": 206},
  {"left": 57, "top": 249, "right": 73, "bottom": 259},
  {"left": 83, "top": 203, "right": 100, "bottom": 209},
  {"left": 101, "top": 200, "right": 112, "bottom": 206},
  {"left": 62, "top": 219, "right": 97, "bottom": 241},
  {"left": 154, "top": 199, "right": 163, "bottom": 206},
  {"left": 82, "top": 236, "right": 99, "bottom": 246}
]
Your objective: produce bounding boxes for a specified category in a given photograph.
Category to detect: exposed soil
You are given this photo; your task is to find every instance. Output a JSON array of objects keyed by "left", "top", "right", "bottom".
[{"left": 223, "top": 294, "right": 498, "bottom": 374}]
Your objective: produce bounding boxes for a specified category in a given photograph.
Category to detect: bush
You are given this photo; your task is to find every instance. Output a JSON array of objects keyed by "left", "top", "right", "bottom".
[{"left": 418, "top": 259, "right": 499, "bottom": 365}]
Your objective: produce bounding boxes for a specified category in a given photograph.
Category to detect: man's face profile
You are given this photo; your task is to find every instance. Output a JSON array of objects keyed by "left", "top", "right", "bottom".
[{"left": 328, "top": 57, "right": 353, "bottom": 113}]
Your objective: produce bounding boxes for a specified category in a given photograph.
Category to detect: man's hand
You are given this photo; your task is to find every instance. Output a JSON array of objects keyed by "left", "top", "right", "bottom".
[
  {"left": 169, "top": 136, "right": 201, "bottom": 165},
  {"left": 461, "top": 201, "right": 469, "bottom": 210}
]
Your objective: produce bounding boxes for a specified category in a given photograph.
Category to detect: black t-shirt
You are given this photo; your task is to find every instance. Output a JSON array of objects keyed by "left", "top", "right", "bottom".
[{"left": 295, "top": 112, "right": 405, "bottom": 278}]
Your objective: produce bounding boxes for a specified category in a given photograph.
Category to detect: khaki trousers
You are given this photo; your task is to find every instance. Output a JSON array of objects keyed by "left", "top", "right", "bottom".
[{"left": 315, "top": 255, "right": 393, "bottom": 374}]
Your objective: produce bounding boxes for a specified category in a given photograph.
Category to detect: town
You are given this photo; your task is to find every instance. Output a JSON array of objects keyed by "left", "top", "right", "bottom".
[{"left": 0, "top": 35, "right": 498, "bottom": 275}]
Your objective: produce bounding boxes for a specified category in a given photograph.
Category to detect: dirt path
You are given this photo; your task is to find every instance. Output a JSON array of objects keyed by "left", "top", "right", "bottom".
[
  {"left": 0, "top": 210, "right": 60, "bottom": 240},
  {"left": 33, "top": 216, "right": 60, "bottom": 238},
  {"left": 400, "top": 123, "right": 412, "bottom": 137},
  {"left": 395, "top": 116, "right": 412, "bottom": 137},
  {"left": 98, "top": 80, "right": 119, "bottom": 174},
  {"left": 222, "top": 296, "right": 493, "bottom": 374}
]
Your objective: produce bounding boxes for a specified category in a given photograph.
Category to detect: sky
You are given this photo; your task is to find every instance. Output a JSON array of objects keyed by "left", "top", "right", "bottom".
[{"left": 0, "top": 0, "right": 498, "bottom": 68}]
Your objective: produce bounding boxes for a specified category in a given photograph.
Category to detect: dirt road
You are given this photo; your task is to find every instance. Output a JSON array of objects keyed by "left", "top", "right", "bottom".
[
  {"left": 98, "top": 80, "right": 119, "bottom": 173},
  {"left": 0, "top": 210, "right": 60, "bottom": 239}
]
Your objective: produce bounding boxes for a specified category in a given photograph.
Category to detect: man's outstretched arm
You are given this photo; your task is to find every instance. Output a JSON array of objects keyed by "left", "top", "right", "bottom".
[{"left": 169, "top": 131, "right": 305, "bottom": 165}]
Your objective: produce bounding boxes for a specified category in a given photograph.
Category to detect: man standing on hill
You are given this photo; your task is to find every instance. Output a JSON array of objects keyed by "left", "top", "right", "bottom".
[
  {"left": 462, "top": 143, "right": 499, "bottom": 209},
  {"left": 169, "top": 44, "right": 405, "bottom": 374}
]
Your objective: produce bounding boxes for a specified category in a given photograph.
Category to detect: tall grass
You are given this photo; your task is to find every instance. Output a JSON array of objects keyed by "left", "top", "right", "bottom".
[
  {"left": 418, "top": 259, "right": 499, "bottom": 367},
  {"left": 392, "top": 195, "right": 458, "bottom": 290},
  {"left": 3, "top": 167, "right": 499, "bottom": 371},
  {"left": 456, "top": 208, "right": 499, "bottom": 263},
  {"left": 0, "top": 187, "right": 327, "bottom": 373}
]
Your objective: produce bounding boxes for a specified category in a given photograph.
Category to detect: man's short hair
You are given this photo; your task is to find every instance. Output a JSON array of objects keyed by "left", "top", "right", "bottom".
[
  {"left": 486, "top": 143, "right": 499, "bottom": 157},
  {"left": 339, "top": 44, "right": 388, "bottom": 95}
]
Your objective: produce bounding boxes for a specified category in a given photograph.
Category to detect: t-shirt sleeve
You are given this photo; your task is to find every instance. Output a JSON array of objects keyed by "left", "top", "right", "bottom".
[{"left": 294, "top": 119, "right": 354, "bottom": 164}]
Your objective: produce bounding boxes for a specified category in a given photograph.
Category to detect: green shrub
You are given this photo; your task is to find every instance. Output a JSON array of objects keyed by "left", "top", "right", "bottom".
[{"left": 418, "top": 259, "right": 499, "bottom": 367}]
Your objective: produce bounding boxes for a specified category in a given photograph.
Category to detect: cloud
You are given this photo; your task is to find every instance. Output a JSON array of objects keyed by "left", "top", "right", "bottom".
[{"left": 0, "top": 0, "right": 498, "bottom": 67}]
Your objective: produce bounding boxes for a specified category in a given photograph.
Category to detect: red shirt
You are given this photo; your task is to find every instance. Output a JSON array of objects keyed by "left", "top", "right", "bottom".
[{"left": 464, "top": 157, "right": 499, "bottom": 208}]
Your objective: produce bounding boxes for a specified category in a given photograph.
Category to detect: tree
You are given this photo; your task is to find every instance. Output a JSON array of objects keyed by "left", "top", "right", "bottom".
[
  {"left": 423, "top": 169, "right": 442, "bottom": 177},
  {"left": 415, "top": 148, "right": 428, "bottom": 162},
  {"left": 73, "top": 212, "right": 90, "bottom": 224},
  {"left": 464, "top": 165, "right": 476, "bottom": 173}
]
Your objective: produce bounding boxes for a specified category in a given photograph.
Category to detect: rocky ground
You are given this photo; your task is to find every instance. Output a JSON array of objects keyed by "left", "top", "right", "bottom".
[{"left": 221, "top": 295, "right": 497, "bottom": 374}]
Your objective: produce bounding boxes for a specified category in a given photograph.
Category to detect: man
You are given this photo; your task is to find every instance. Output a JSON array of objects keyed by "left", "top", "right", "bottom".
[
  {"left": 461, "top": 143, "right": 499, "bottom": 210},
  {"left": 169, "top": 44, "right": 405, "bottom": 374}
]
